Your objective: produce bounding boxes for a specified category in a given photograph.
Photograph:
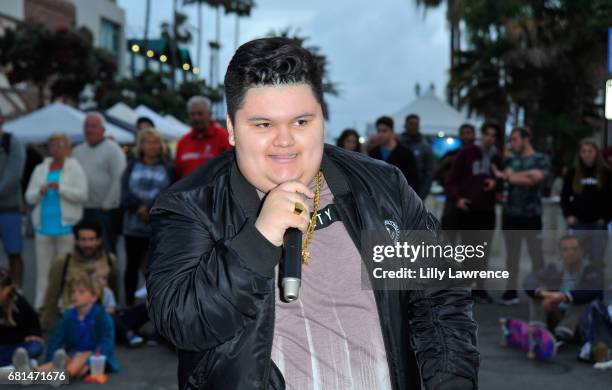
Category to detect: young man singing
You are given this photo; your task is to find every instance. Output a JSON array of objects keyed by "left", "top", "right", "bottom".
[{"left": 147, "top": 37, "right": 479, "bottom": 390}]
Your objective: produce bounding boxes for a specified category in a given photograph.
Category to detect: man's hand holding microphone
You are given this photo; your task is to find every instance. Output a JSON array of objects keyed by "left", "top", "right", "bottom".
[{"left": 254, "top": 181, "right": 315, "bottom": 302}]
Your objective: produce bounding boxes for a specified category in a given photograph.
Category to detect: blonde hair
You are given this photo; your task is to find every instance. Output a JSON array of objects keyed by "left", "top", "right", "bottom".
[
  {"left": 70, "top": 273, "right": 103, "bottom": 301},
  {"left": 134, "top": 128, "right": 167, "bottom": 158},
  {"left": 47, "top": 133, "right": 71, "bottom": 153}
]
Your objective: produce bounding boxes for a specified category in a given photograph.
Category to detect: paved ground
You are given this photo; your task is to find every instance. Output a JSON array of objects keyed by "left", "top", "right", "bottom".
[{"left": 1, "top": 203, "right": 611, "bottom": 389}]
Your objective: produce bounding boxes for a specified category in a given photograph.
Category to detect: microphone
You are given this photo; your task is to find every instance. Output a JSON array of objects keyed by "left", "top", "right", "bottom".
[{"left": 281, "top": 228, "right": 302, "bottom": 302}]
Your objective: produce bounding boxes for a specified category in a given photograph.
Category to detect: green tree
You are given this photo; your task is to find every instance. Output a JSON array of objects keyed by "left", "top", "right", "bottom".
[
  {"left": 416, "top": 0, "right": 612, "bottom": 171},
  {"left": 0, "top": 24, "right": 116, "bottom": 107},
  {"left": 98, "top": 70, "right": 223, "bottom": 121}
]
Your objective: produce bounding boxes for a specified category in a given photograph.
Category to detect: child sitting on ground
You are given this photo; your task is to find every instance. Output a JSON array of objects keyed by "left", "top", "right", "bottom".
[{"left": 28, "top": 273, "right": 120, "bottom": 381}]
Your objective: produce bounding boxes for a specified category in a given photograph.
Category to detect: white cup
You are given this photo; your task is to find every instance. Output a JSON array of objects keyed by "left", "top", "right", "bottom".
[{"left": 89, "top": 354, "right": 106, "bottom": 377}]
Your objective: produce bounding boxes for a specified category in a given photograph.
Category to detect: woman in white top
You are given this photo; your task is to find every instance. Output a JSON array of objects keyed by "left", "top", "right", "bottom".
[{"left": 25, "top": 133, "right": 88, "bottom": 309}]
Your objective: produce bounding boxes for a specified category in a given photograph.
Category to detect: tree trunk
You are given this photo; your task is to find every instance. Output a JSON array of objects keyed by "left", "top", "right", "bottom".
[
  {"left": 170, "top": 0, "right": 178, "bottom": 90},
  {"left": 144, "top": 0, "right": 151, "bottom": 70},
  {"left": 37, "top": 83, "right": 44, "bottom": 108},
  {"left": 197, "top": 1, "right": 202, "bottom": 71},
  {"left": 234, "top": 14, "right": 240, "bottom": 50}
]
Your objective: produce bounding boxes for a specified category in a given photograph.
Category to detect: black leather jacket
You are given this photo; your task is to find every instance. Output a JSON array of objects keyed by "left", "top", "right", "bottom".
[{"left": 147, "top": 145, "right": 479, "bottom": 390}]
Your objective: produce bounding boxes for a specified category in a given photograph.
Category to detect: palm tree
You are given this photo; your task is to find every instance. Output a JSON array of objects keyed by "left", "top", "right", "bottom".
[
  {"left": 222, "top": 0, "right": 256, "bottom": 49},
  {"left": 414, "top": 0, "right": 463, "bottom": 107},
  {"left": 267, "top": 28, "right": 341, "bottom": 120},
  {"left": 143, "top": 0, "right": 151, "bottom": 70}
]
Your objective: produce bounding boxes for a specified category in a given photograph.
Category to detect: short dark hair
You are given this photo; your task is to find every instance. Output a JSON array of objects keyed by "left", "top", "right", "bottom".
[
  {"left": 136, "top": 116, "right": 155, "bottom": 128},
  {"left": 481, "top": 120, "right": 501, "bottom": 136},
  {"left": 336, "top": 128, "right": 360, "bottom": 148},
  {"left": 559, "top": 234, "right": 581, "bottom": 247},
  {"left": 458, "top": 123, "right": 475, "bottom": 134},
  {"left": 375, "top": 116, "right": 394, "bottom": 130},
  {"left": 224, "top": 37, "right": 325, "bottom": 123},
  {"left": 510, "top": 126, "right": 531, "bottom": 140},
  {"left": 405, "top": 114, "right": 419, "bottom": 122},
  {"left": 73, "top": 219, "right": 103, "bottom": 239}
]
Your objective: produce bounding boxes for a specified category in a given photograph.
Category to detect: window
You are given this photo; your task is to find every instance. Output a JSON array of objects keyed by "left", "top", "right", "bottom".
[{"left": 100, "top": 18, "right": 120, "bottom": 59}]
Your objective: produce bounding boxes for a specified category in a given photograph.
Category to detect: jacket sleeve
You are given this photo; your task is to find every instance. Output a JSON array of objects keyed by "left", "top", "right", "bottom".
[
  {"left": 101, "top": 143, "right": 127, "bottom": 210},
  {"left": 97, "top": 310, "right": 118, "bottom": 371},
  {"left": 17, "top": 293, "right": 42, "bottom": 337},
  {"left": 0, "top": 134, "right": 25, "bottom": 196},
  {"left": 58, "top": 160, "right": 88, "bottom": 203},
  {"left": 419, "top": 143, "right": 434, "bottom": 199},
  {"left": 120, "top": 162, "right": 141, "bottom": 212},
  {"left": 444, "top": 149, "right": 465, "bottom": 202},
  {"left": 146, "top": 190, "right": 281, "bottom": 351},
  {"left": 25, "top": 164, "right": 44, "bottom": 206},
  {"left": 174, "top": 141, "right": 184, "bottom": 180},
  {"left": 397, "top": 170, "right": 479, "bottom": 389},
  {"left": 403, "top": 148, "right": 419, "bottom": 191}
]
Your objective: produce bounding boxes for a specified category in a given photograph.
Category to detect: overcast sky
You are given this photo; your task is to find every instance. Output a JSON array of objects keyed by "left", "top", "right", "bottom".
[{"left": 117, "top": 0, "right": 450, "bottom": 140}]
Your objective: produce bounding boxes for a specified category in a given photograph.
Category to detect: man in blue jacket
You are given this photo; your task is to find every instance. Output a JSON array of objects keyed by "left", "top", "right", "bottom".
[{"left": 524, "top": 235, "right": 604, "bottom": 344}]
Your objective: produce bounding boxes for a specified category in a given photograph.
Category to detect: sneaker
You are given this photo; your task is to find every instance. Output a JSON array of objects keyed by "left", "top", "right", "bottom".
[
  {"left": 128, "top": 333, "right": 144, "bottom": 348},
  {"left": 50, "top": 349, "right": 68, "bottom": 388},
  {"left": 472, "top": 290, "right": 493, "bottom": 304},
  {"left": 51, "top": 349, "right": 67, "bottom": 371},
  {"left": 498, "top": 290, "right": 519, "bottom": 306},
  {"left": 11, "top": 347, "right": 32, "bottom": 385},
  {"left": 554, "top": 326, "right": 573, "bottom": 342},
  {"left": 591, "top": 342, "right": 610, "bottom": 362}
]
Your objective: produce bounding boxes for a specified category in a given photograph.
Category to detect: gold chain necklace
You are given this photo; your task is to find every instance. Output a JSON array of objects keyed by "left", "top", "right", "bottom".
[{"left": 301, "top": 171, "right": 322, "bottom": 265}]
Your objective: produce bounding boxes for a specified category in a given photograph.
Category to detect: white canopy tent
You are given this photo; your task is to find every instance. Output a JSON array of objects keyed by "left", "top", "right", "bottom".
[
  {"left": 134, "top": 105, "right": 189, "bottom": 140},
  {"left": 5, "top": 103, "right": 135, "bottom": 144},
  {"left": 164, "top": 114, "right": 191, "bottom": 134},
  {"left": 106, "top": 102, "right": 139, "bottom": 126},
  {"left": 392, "top": 90, "right": 470, "bottom": 137}
]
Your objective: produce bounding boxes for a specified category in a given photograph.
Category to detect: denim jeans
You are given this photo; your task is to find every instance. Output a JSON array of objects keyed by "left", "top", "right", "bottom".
[{"left": 0, "top": 340, "right": 44, "bottom": 367}]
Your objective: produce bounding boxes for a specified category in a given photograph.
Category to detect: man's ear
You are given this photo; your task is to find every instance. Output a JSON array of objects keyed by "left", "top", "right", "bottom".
[{"left": 226, "top": 114, "right": 236, "bottom": 146}]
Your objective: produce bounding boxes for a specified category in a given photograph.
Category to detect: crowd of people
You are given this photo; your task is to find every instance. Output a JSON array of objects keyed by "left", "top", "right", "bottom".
[
  {"left": 338, "top": 114, "right": 612, "bottom": 363},
  {"left": 0, "top": 95, "right": 231, "bottom": 383},
  {"left": 0, "top": 89, "right": 611, "bottom": 384}
]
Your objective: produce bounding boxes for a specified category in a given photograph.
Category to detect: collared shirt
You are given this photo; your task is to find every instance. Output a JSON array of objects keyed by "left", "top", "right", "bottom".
[{"left": 174, "top": 122, "right": 232, "bottom": 179}]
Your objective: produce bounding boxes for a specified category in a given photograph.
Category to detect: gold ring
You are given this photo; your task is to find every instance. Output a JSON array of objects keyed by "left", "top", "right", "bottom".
[{"left": 293, "top": 201, "right": 306, "bottom": 215}]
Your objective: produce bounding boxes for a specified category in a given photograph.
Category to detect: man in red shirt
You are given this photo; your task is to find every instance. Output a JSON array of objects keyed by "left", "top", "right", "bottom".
[{"left": 174, "top": 96, "right": 232, "bottom": 179}]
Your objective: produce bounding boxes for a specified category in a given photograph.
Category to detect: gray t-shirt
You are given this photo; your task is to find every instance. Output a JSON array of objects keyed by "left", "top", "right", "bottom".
[
  {"left": 503, "top": 152, "right": 550, "bottom": 217},
  {"left": 263, "top": 176, "right": 391, "bottom": 390}
]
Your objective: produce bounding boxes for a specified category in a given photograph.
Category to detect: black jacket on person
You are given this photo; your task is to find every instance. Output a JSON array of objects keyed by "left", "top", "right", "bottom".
[
  {"left": 369, "top": 142, "right": 420, "bottom": 192},
  {"left": 560, "top": 167, "right": 612, "bottom": 223},
  {"left": 0, "top": 292, "right": 41, "bottom": 345},
  {"left": 146, "top": 144, "right": 479, "bottom": 390}
]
